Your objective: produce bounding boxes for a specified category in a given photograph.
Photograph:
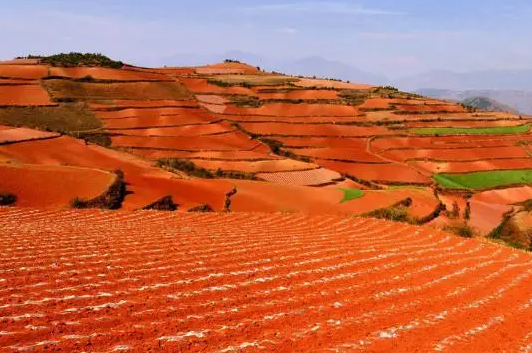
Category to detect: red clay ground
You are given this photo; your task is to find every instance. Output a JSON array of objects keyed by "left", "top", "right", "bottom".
[
  {"left": 0, "top": 65, "right": 48, "bottom": 79},
  {"left": 111, "top": 132, "right": 261, "bottom": 151},
  {"left": 254, "top": 89, "right": 339, "bottom": 100},
  {"left": 49, "top": 67, "right": 172, "bottom": 81},
  {"left": 289, "top": 147, "right": 388, "bottom": 163},
  {"left": 190, "top": 159, "right": 319, "bottom": 173},
  {"left": 382, "top": 146, "right": 530, "bottom": 162},
  {"left": 293, "top": 78, "right": 374, "bottom": 89},
  {"left": 0, "top": 85, "right": 56, "bottom": 106},
  {"left": 96, "top": 107, "right": 208, "bottom": 119},
  {"left": 110, "top": 124, "right": 233, "bottom": 137},
  {"left": 413, "top": 159, "right": 532, "bottom": 174},
  {"left": 257, "top": 168, "right": 343, "bottom": 186},
  {"left": 318, "top": 160, "right": 432, "bottom": 185},
  {"left": 0, "top": 127, "right": 59, "bottom": 144},
  {"left": 225, "top": 103, "right": 361, "bottom": 117},
  {"left": 240, "top": 123, "right": 391, "bottom": 137},
  {"left": 0, "top": 164, "right": 115, "bottom": 208},
  {"left": 89, "top": 100, "right": 198, "bottom": 109},
  {"left": 4, "top": 209, "right": 531, "bottom": 352}
]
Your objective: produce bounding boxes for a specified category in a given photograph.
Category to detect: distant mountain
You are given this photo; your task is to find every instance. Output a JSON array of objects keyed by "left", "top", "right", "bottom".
[
  {"left": 417, "top": 89, "right": 532, "bottom": 115},
  {"left": 394, "top": 69, "right": 532, "bottom": 91},
  {"left": 461, "top": 97, "right": 519, "bottom": 114},
  {"left": 159, "top": 52, "right": 388, "bottom": 85},
  {"left": 272, "top": 56, "right": 388, "bottom": 85}
]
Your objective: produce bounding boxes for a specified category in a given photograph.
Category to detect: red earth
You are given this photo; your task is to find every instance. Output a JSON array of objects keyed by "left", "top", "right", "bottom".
[
  {"left": 0, "top": 65, "right": 49, "bottom": 79},
  {"left": 0, "top": 127, "right": 59, "bottom": 144},
  {"left": 0, "top": 164, "right": 115, "bottom": 208},
  {"left": 240, "top": 123, "right": 391, "bottom": 137},
  {"left": 49, "top": 67, "right": 172, "bottom": 81},
  {"left": 0, "top": 85, "right": 56, "bottom": 106},
  {"left": 4, "top": 209, "right": 532, "bottom": 352},
  {"left": 225, "top": 103, "right": 361, "bottom": 117}
]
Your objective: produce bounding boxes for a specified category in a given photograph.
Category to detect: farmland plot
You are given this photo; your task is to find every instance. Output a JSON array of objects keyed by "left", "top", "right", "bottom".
[{"left": 2, "top": 210, "right": 532, "bottom": 352}]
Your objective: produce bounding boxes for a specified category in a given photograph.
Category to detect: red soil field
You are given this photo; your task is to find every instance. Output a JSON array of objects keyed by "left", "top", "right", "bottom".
[
  {"left": 102, "top": 115, "right": 216, "bottom": 129},
  {"left": 179, "top": 78, "right": 256, "bottom": 95},
  {"left": 405, "top": 188, "right": 442, "bottom": 220},
  {"left": 406, "top": 120, "right": 527, "bottom": 128},
  {"left": 0, "top": 128, "right": 59, "bottom": 144},
  {"left": 372, "top": 135, "right": 532, "bottom": 152},
  {"left": 195, "top": 95, "right": 229, "bottom": 105},
  {"left": 276, "top": 137, "right": 368, "bottom": 149},
  {"left": 473, "top": 186, "right": 532, "bottom": 205},
  {"left": 190, "top": 158, "right": 319, "bottom": 173},
  {"left": 294, "top": 78, "right": 374, "bottom": 89},
  {"left": 225, "top": 103, "right": 361, "bottom": 117},
  {"left": 382, "top": 146, "right": 530, "bottom": 162},
  {"left": 359, "top": 98, "right": 395, "bottom": 110},
  {"left": 4, "top": 209, "right": 532, "bottom": 352},
  {"left": 225, "top": 114, "right": 365, "bottom": 124},
  {"left": 130, "top": 150, "right": 281, "bottom": 161},
  {"left": 0, "top": 164, "right": 115, "bottom": 208},
  {"left": 230, "top": 180, "right": 344, "bottom": 212},
  {"left": 111, "top": 124, "right": 233, "bottom": 137},
  {"left": 0, "top": 65, "right": 48, "bottom": 79},
  {"left": 319, "top": 160, "right": 431, "bottom": 184},
  {"left": 199, "top": 102, "right": 227, "bottom": 114},
  {"left": 413, "top": 158, "right": 532, "bottom": 174},
  {"left": 257, "top": 168, "right": 343, "bottom": 186},
  {"left": 0, "top": 85, "right": 56, "bottom": 106},
  {"left": 196, "top": 68, "right": 246, "bottom": 75},
  {"left": 255, "top": 89, "right": 339, "bottom": 100},
  {"left": 0, "top": 58, "right": 40, "bottom": 65},
  {"left": 89, "top": 100, "right": 198, "bottom": 109},
  {"left": 289, "top": 147, "right": 388, "bottom": 163},
  {"left": 196, "top": 62, "right": 261, "bottom": 74},
  {"left": 96, "top": 107, "right": 209, "bottom": 119},
  {"left": 240, "top": 122, "right": 391, "bottom": 137},
  {"left": 395, "top": 104, "right": 466, "bottom": 113},
  {"left": 0, "top": 78, "right": 38, "bottom": 85},
  {"left": 111, "top": 131, "right": 260, "bottom": 151},
  {"left": 327, "top": 178, "right": 368, "bottom": 190},
  {"left": 49, "top": 67, "right": 172, "bottom": 81}
]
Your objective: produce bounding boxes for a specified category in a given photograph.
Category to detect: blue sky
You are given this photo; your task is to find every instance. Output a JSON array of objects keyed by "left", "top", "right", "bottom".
[{"left": 1, "top": 0, "right": 531, "bottom": 78}]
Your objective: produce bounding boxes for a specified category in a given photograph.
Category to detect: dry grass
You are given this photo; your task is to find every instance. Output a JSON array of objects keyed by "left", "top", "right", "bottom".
[{"left": 43, "top": 80, "right": 192, "bottom": 101}]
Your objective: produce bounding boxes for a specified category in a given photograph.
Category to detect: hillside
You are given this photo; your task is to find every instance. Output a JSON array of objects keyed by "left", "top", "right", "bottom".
[
  {"left": 462, "top": 96, "right": 519, "bottom": 114},
  {"left": 1, "top": 53, "right": 532, "bottom": 246},
  {"left": 4, "top": 52, "right": 532, "bottom": 352}
]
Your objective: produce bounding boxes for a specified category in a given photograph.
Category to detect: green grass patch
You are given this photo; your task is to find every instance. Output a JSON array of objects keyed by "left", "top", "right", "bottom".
[
  {"left": 410, "top": 123, "right": 531, "bottom": 135},
  {"left": 435, "top": 169, "right": 532, "bottom": 190},
  {"left": 339, "top": 188, "right": 364, "bottom": 203}
]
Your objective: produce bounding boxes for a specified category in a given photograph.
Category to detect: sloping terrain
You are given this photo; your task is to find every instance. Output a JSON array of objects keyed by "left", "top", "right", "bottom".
[
  {"left": 2, "top": 209, "right": 532, "bottom": 352},
  {"left": 1, "top": 54, "right": 532, "bottom": 242}
]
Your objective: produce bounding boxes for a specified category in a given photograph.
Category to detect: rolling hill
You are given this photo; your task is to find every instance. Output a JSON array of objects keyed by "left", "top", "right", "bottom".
[{"left": 2, "top": 52, "right": 532, "bottom": 352}]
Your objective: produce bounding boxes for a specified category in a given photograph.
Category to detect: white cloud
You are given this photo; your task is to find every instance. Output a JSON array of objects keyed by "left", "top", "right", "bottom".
[
  {"left": 278, "top": 27, "right": 298, "bottom": 35},
  {"left": 243, "top": 2, "right": 405, "bottom": 16}
]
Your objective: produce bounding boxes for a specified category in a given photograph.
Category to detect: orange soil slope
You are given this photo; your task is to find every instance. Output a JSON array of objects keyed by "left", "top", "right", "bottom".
[
  {"left": 3, "top": 209, "right": 532, "bottom": 352},
  {"left": 0, "top": 164, "right": 114, "bottom": 208},
  {"left": 0, "top": 127, "right": 59, "bottom": 144},
  {"left": 0, "top": 65, "right": 48, "bottom": 79},
  {"left": 319, "top": 160, "right": 431, "bottom": 185},
  {"left": 241, "top": 123, "right": 390, "bottom": 137},
  {"left": 49, "top": 67, "right": 172, "bottom": 81},
  {"left": 0, "top": 85, "right": 56, "bottom": 106}
]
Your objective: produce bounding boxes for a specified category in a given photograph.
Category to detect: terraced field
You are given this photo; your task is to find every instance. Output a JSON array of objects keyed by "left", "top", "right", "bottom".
[
  {"left": 2, "top": 57, "right": 532, "bottom": 237},
  {"left": 2, "top": 209, "right": 532, "bottom": 352}
]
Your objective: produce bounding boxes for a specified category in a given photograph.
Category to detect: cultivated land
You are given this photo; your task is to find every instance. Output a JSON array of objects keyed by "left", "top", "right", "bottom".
[
  {"left": 3, "top": 209, "right": 532, "bottom": 352},
  {"left": 3, "top": 53, "right": 532, "bottom": 351}
]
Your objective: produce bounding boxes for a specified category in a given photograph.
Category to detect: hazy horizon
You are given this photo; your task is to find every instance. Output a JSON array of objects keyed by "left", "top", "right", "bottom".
[{"left": 1, "top": 0, "right": 532, "bottom": 79}]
